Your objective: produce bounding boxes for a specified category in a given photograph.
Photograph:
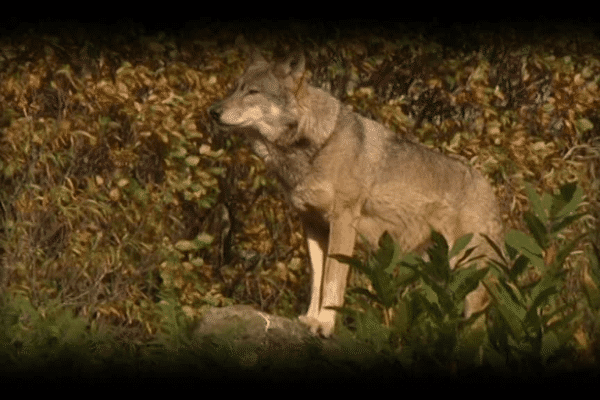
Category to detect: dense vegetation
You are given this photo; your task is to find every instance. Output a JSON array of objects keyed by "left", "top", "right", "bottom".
[{"left": 0, "top": 20, "right": 598, "bottom": 377}]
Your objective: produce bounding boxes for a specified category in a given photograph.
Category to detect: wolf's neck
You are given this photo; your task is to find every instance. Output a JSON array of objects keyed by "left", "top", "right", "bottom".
[
  {"left": 269, "top": 86, "right": 347, "bottom": 190},
  {"left": 297, "top": 86, "right": 341, "bottom": 147}
]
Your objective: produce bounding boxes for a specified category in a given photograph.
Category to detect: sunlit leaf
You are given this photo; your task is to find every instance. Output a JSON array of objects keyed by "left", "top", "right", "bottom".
[
  {"left": 525, "top": 182, "right": 548, "bottom": 225},
  {"left": 449, "top": 233, "right": 473, "bottom": 259},
  {"left": 505, "top": 229, "right": 544, "bottom": 270},
  {"left": 523, "top": 211, "right": 547, "bottom": 249}
]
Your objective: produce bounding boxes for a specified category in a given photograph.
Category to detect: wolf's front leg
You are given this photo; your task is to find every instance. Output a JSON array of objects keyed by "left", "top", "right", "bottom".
[
  {"left": 312, "top": 209, "right": 357, "bottom": 337},
  {"left": 298, "top": 223, "right": 327, "bottom": 332}
]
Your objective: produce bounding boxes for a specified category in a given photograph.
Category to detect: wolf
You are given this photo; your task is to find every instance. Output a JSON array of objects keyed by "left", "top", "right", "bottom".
[{"left": 209, "top": 50, "right": 504, "bottom": 337}]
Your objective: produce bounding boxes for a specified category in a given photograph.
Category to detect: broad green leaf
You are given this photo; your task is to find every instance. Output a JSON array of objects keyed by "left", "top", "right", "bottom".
[
  {"left": 453, "top": 246, "right": 477, "bottom": 269},
  {"left": 505, "top": 229, "right": 544, "bottom": 270},
  {"left": 196, "top": 232, "right": 213, "bottom": 245},
  {"left": 550, "top": 212, "right": 586, "bottom": 234},
  {"left": 583, "top": 244, "right": 600, "bottom": 309},
  {"left": 542, "top": 304, "right": 574, "bottom": 330},
  {"left": 185, "top": 155, "right": 200, "bottom": 166},
  {"left": 560, "top": 181, "right": 577, "bottom": 199},
  {"left": 498, "top": 278, "right": 526, "bottom": 307},
  {"left": 540, "top": 331, "right": 560, "bottom": 363},
  {"left": 549, "top": 232, "right": 588, "bottom": 274},
  {"left": 426, "top": 230, "right": 451, "bottom": 281},
  {"left": 175, "top": 240, "right": 199, "bottom": 251},
  {"left": 524, "top": 284, "right": 557, "bottom": 329},
  {"left": 449, "top": 233, "right": 474, "bottom": 259},
  {"left": 575, "top": 117, "right": 594, "bottom": 133},
  {"left": 430, "top": 229, "right": 449, "bottom": 252},
  {"left": 349, "top": 287, "right": 380, "bottom": 303},
  {"left": 393, "top": 265, "right": 418, "bottom": 287},
  {"left": 484, "top": 279, "right": 526, "bottom": 340},
  {"left": 583, "top": 278, "right": 600, "bottom": 310},
  {"left": 450, "top": 266, "right": 489, "bottom": 301},
  {"left": 523, "top": 211, "right": 547, "bottom": 249},
  {"left": 505, "top": 240, "right": 518, "bottom": 261},
  {"left": 508, "top": 254, "right": 530, "bottom": 281},
  {"left": 414, "top": 289, "right": 443, "bottom": 321},
  {"left": 482, "top": 233, "right": 508, "bottom": 264},
  {"left": 375, "top": 231, "right": 397, "bottom": 272},
  {"left": 372, "top": 271, "right": 397, "bottom": 308},
  {"left": 553, "top": 183, "right": 583, "bottom": 220},
  {"left": 588, "top": 244, "right": 600, "bottom": 284},
  {"left": 541, "top": 193, "right": 552, "bottom": 219},
  {"left": 529, "top": 274, "right": 559, "bottom": 308},
  {"left": 331, "top": 254, "right": 370, "bottom": 275},
  {"left": 392, "top": 298, "right": 411, "bottom": 334},
  {"left": 399, "top": 252, "right": 422, "bottom": 268},
  {"left": 549, "top": 183, "right": 580, "bottom": 221},
  {"left": 525, "top": 182, "right": 548, "bottom": 225}
]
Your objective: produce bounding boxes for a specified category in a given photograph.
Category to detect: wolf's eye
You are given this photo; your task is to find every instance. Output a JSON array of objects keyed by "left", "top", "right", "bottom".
[{"left": 248, "top": 89, "right": 259, "bottom": 95}]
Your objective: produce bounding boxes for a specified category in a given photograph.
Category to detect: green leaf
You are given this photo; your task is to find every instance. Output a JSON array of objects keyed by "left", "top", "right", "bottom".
[
  {"left": 576, "top": 117, "right": 594, "bottom": 133},
  {"left": 371, "top": 270, "right": 397, "bottom": 308},
  {"left": 349, "top": 287, "right": 380, "bottom": 304},
  {"left": 393, "top": 264, "right": 419, "bottom": 287},
  {"left": 481, "top": 233, "right": 507, "bottom": 265},
  {"left": 487, "top": 314, "right": 511, "bottom": 363},
  {"left": 498, "top": 278, "right": 526, "bottom": 307},
  {"left": 583, "top": 244, "right": 600, "bottom": 309},
  {"left": 449, "top": 233, "right": 474, "bottom": 259},
  {"left": 196, "top": 232, "right": 214, "bottom": 246},
  {"left": 414, "top": 289, "right": 443, "bottom": 322},
  {"left": 424, "top": 230, "right": 451, "bottom": 282},
  {"left": 185, "top": 155, "right": 200, "bottom": 166},
  {"left": 453, "top": 246, "right": 477, "bottom": 269},
  {"left": 430, "top": 229, "right": 449, "bottom": 252},
  {"left": 505, "top": 229, "right": 544, "bottom": 270},
  {"left": 541, "top": 193, "right": 552, "bottom": 220},
  {"left": 550, "top": 212, "right": 586, "bottom": 234},
  {"left": 549, "top": 182, "right": 581, "bottom": 221},
  {"left": 540, "top": 331, "right": 560, "bottom": 362},
  {"left": 529, "top": 274, "right": 559, "bottom": 310},
  {"left": 484, "top": 279, "right": 526, "bottom": 340},
  {"left": 505, "top": 241, "right": 518, "bottom": 261},
  {"left": 525, "top": 182, "right": 548, "bottom": 225},
  {"left": 375, "top": 231, "right": 397, "bottom": 272},
  {"left": 509, "top": 255, "right": 530, "bottom": 281},
  {"left": 354, "top": 308, "right": 391, "bottom": 352},
  {"left": 331, "top": 254, "right": 370, "bottom": 276},
  {"left": 588, "top": 243, "right": 600, "bottom": 285},
  {"left": 556, "top": 184, "right": 583, "bottom": 219},
  {"left": 583, "top": 280, "right": 600, "bottom": 310},
  {"left": 175, "top": 240, "right": 199, "bottom": 251},
  {"left": 450, "top": 266, "right": 489, "bottom": 302},
  {"left": 399, "top": 252, "right": 423, "bottom": 269},
  {"left": 549, "top": 232, "right": 588, "bottom": 274},
  {"left": 456, "top": 252, "right": 487, "bottom": 274},
  {"left": 558, "top": 182, "right": 578, "bottom": 203},
  {"left": 392, "top": 298, "right": 411, "bottom": 335},
  {"left": 523, "top": 211, "right": 548, "bottom": 249},
  {"left": 542, "top": 304, "right": 575, "bottom": 331}
]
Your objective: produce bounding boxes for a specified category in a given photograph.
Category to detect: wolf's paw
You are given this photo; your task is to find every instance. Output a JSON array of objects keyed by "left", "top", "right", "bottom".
[
  {"left": 298, "top": 314, "right": 321, "bottom": 334},
  {"left": 298, "top": 311, "right": 335, "bottom": 337}
]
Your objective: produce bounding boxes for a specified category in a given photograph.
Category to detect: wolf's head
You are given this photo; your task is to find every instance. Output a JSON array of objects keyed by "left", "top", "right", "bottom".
[{"left": 209, "top": 50, "right": 308, "bottom": 144}]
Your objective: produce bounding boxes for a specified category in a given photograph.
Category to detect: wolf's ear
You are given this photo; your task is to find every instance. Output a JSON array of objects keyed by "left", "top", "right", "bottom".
[{"left": 278, "top": 52, "right": 306, "bottom": 81}]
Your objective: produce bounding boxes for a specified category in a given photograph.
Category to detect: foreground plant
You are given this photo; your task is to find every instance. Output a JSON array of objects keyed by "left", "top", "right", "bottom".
[{"left": 335, "top": 182, "right": 589, "bottom": 372}]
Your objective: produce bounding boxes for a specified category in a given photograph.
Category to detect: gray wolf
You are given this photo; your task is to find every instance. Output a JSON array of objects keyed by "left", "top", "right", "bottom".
[{"left": 209, "top": 50, "right": 504, "bottom": 337}]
